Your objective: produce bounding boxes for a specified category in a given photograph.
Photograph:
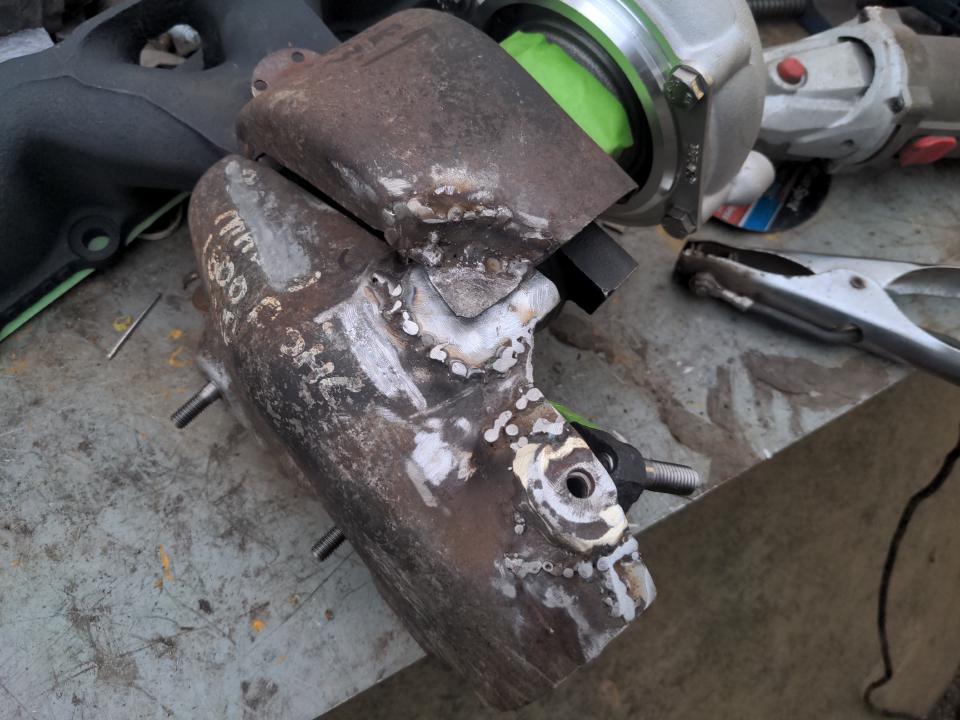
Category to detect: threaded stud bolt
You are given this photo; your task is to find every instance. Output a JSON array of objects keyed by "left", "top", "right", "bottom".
[
  {"left": 643, "top": 460, "right": 702, "bottom": 496},
  {"left": 171, "top": 382, "right": 221, "bottom": 429},
  {"left": 311, "top": 527, "right": 346, "bottom": 562}
]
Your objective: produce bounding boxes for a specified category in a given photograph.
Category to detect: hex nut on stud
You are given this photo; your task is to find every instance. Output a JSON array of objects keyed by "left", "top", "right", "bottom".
[{"left": 662, "top": 207, "right": 698, "bottom": 238}]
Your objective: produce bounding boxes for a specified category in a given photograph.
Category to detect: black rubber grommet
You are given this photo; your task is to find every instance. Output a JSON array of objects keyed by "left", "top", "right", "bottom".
[{"left": 67, "top": 215, "right": 122, "bottom": 264}]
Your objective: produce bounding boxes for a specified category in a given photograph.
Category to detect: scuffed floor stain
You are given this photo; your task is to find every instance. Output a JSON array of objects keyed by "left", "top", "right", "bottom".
[
  {"left": 706, "top": 365, "right": 737, "bottom": 433},
  {"left": 112, "top": 315, "right": 133, "bottom": 332},
  {"left": 249, "top": 602, "right": 271, "bottom": 635},
  {"left": 549, "top": 312, "right": 758, "bottom": 484},
  {"left": 241, "top": 678, "right": 279, "bottom": 711},
  {"left": 3, "top": 355, "right": 29, "bottom": 374},
  {"left": 549, "top": 312, "right": 641, "bottom": 367},
  {"left": 151, "top": 634, "right": 178, "bottom": 660},
  {"left": 652, "top": 386, "right": 758, "bottom": 486},
  {"left": 372, "top": 630, "right": 398, "bottom": 663},
  {"left": 158, "top": 545, "right": 174, "bottom": 582},
  {"left": 743, "top": 351, "right": 891, "bottom": 412},
  {"left": 68, "top": 603, "right": 140, "bottom": 687},
  {"left": 167, "top": 347, "right": 190, "bottom": 368}
]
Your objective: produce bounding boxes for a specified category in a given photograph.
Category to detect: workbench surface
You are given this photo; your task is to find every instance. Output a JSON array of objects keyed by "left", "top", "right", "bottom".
[{"left": 2, "top": 163, "right": 958, "bottom": 720}]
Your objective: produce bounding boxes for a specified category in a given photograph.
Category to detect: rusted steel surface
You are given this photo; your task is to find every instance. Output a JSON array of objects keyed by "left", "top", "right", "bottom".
[
  {"left": 188, "top": 156, "right": 652, "bottom": 709},
  {"left": 3, "top": 150, "right": 958, "bottom": 720},
  {"left": 251, "top": 48, "right": 323, "bottom": 98},
  {"left": 236, "top": 9, "right": 636, "bottom": 318}
]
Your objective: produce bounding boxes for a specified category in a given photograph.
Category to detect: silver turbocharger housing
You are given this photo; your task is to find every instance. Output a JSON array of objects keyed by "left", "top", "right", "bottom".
[{"left": 461, "top": 0, "right": 768, "bottom": 235}]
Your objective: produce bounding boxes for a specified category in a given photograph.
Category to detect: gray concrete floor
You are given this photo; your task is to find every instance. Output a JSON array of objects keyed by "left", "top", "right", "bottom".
[
  {"left": 326, "top": 373, "right": 960, "bottom": 720},
  {"left": 4, "top": 16, "right": 959, "bottom": 720}
]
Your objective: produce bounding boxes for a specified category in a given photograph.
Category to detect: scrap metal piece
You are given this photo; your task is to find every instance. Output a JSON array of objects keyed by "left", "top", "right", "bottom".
[
  {"left": 189, "top": 155, "right": 654, "bottom": 709},
  {"left": 538, "top": 223, "right": 638, "bottom": 315},
  {"left": 675, "top": 241, "right": 960, "bottom": 385},
  {"left": 236, "top": 9, "right": 636, "bottom": 317},
  {"left": 106, "top": 292, "right": 161, "bottom": 360}
]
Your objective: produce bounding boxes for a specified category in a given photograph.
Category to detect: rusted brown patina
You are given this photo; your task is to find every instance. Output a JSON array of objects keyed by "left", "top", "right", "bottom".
[
  {"left": 235, "top": 9, "right": 636, "bottom": 317},
  {"left": 189, "top": 156, "right": 653, "bottom": 709},
  {"left": 250, "top": 47, "right": 322, "bottom": 98}
]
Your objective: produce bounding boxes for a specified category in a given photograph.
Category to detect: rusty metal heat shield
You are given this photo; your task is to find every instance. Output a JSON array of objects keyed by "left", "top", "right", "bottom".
[
  {"left": 188, "top": 9, "right": 648, "bottom": 710},
  {"left": 236, "top": 9, "right": 636, "bottom": 318}
]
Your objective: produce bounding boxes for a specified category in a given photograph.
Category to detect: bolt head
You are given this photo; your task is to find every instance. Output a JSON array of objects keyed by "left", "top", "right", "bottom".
[
  {"left": 662, "top": 208, "right": 697, "bottom": 238},
  {"left": 666, "top": 67, "right": 705, "bottom": 109}
]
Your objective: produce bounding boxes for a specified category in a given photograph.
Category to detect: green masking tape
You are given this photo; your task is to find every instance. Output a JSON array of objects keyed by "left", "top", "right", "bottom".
[
  {"left": 551, "top": 402, "right": 602, "bottom": 430},
  {"left": 501, "top": 30, "right": 634, "bottom": 157}
]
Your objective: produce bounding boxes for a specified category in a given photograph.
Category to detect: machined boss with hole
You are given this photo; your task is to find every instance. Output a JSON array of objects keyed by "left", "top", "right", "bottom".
[{"left": 565, "top": 469, "right": 596, "bottom": 498}]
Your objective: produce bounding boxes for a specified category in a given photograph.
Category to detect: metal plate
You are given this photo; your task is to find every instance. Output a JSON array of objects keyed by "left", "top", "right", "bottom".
[
  {"left": 188, "top": 156, "right": 653, "bottom": 709},
  {"left": 1, "top": 160, "right": 958, "bottom": 719},
  {"left": 236, "top": 9, "right": 636, "bottom": 317}
]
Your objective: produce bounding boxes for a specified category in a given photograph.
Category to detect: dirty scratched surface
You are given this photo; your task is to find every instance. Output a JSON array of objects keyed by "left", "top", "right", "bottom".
[
  {"left": 0, "top": 232, "right": 422, "bottom": 720},
  {"left": 550, "top": 162, "right": 960, "bottom": 529},
  {"left": 1, "top": 162, "right": 958, "bottom": 720}
]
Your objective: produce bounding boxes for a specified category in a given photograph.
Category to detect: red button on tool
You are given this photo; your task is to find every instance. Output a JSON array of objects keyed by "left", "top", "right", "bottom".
[
  {"left": 777, "top": 57, "right": 807, "bottom": 85},
  {"left": 899, "top": 136, "right": 958, "bottom": 168}
]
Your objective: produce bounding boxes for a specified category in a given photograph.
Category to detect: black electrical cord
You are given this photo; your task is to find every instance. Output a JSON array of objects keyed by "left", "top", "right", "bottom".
[{"left": 862, "top": 427, "right": 960, "bottom": 719}]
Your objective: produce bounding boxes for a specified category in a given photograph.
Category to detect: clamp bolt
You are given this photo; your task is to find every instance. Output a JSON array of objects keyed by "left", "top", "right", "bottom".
[{"left": 662, "top": 207, "right": 698, "bottom": 238}]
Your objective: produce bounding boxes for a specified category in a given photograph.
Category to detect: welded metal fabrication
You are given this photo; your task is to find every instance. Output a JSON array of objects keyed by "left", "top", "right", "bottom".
[
  {"left": 5, "top": 0, "right": 959, "bottom": 710},
  {"left": 183, "top": 6, "right": 722, "bottom": 707},
  {"left": 180, "top": 1, "right": 765, "bottom": 708}
]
